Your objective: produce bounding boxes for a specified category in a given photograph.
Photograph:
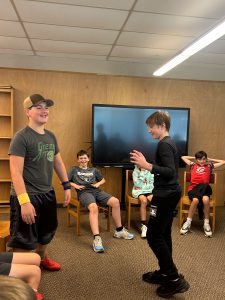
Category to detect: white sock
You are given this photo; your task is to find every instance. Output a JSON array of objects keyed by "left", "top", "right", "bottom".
[
  {"left": 204, "top": 219, "right": 209, "bottom": 225},
  {"left": 186, "top": 217, "right": 192, "bottom": 224}
]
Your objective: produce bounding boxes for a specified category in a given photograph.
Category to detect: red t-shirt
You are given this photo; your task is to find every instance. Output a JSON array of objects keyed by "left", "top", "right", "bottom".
[{"left": 188, "top": 162, "right": 214, "bottom": 191}]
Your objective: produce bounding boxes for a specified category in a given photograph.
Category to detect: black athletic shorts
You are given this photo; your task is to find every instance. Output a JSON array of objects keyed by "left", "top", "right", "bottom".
[
  {"left": 0, "top": 252, "right": 13, "bottom": 275},
  {"left": 8, "top": 189, "right": 58, "bottom": 250}
]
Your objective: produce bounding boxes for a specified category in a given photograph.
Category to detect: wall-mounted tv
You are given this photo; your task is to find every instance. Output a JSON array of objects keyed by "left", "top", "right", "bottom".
[{"left": 92, "top": 104, "right": 190, "bottom": 168}]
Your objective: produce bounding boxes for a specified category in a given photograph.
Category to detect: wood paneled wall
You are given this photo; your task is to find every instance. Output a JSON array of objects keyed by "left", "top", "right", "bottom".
[{"left": 0, "top": 68, "right": 225, "bottom": 205}]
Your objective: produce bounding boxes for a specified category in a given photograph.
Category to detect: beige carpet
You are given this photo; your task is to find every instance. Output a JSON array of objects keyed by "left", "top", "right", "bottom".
[{"left": 39, "top": 207, "right": 225, "bottom": 300}]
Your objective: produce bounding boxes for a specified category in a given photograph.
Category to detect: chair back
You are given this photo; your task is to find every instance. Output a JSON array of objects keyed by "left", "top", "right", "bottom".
[{"left": 125, "top": 170, "right": 134, "bottom": 197}]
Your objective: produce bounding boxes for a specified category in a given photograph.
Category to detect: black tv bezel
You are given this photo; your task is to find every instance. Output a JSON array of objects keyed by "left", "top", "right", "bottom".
[{"left": 92, "top": 104, "right": 190, "bottom": 168}]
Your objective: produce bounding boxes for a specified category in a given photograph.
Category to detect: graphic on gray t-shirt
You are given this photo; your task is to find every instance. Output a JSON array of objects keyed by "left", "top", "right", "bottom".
[{"left": 9, "top": 126, "right": 59, "bottom": 195}]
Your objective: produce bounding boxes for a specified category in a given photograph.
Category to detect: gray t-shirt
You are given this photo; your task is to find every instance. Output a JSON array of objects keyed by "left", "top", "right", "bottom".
[
  {"left": 68, "top": 166, "right": 103, "bottom": 195},
  {"left": 9, "top": 126, "right": 59, "bottom": 195}
]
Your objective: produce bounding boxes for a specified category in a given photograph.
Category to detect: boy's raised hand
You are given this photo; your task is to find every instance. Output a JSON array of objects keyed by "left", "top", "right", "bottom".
[{"left": 130, "top": 150, "right": 151, "bottom": 170}]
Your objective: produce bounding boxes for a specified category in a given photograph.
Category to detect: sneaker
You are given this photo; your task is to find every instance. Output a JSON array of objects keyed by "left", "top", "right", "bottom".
[
  {"left": 142, "top": 270, "right": 168, "bottom": 285},
  {"left": 113, "top": 227, "right": 134, "bottom": 239},
  {"left": 141, "top": 224, "right": 147, "bottom": 238},
  {"left": 180, "top": 220, "right": 191, "bottom": 235},
  {"left": 156, "top": 275, "right": 190, "bottom": 298},
  {"left": 204, "top": 223, "right": 212, "bottom": 237},
  {"left": 35, "top": 291, "right": 43, "bottom": 300},
  {"left": 41, "top": 257, "right": 61, "bottom": 271},
  {"left": 93, "top": 236, "right": 104, "bottom": 253}
]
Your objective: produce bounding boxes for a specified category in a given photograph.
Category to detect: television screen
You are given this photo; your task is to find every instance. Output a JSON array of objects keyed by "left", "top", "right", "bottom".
[{"left": 92, "top": 104, "right": 190, "bottom": 167}]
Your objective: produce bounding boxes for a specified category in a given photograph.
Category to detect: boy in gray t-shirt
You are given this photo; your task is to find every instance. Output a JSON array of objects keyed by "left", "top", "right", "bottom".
[
  {"left": 68, "top": 149, "right": 134, "bottom": 253},
  {"left": 8, "top": 94, "right": 71, "bottom": 274}
]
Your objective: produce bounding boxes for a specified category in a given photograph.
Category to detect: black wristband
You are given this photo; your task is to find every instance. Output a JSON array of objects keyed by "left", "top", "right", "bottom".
[
  {"left": 62, "top": 181, "right": 71, "bottom": 190},
  {"left": 63, "top": 185, "right": 71, "bottom": 190}
]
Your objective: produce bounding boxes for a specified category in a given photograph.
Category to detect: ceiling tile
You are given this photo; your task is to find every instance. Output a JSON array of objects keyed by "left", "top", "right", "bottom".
[
  {"left": 0, "top": 48, "right": 33, "bottom": 55},
  {"left": 0, "top": 36, "right": 31, "bottom": 50},
  {"left": 109, "top": 56, "right": 164, "bottom": 64},
  {"left": 24, "top": 23, "right": 118, "bottom": 44},
  {"left": 37, "top": 51, "right": 106, "bottom": 60},
  {"left": 31, "top": 39, "right": 111, "bottom": 55},
  {"left": 0, "top": 20, "right": 26, "bottom": 37},
  {"left": 202, "top": 39, "right": 225, "bottom": 54},
  {"left": 117, "top": 32, "right": 193, "bottom": 49},
  {"left": 0, "top": 0, "right": 19, "bottom": 20},
  {"left": 125, "top": 12, "right": 219, "bottom": 36},
  {"left": 111, "top": 45, "right": 175, "bottom": 59},
  {"left": 14, "top": 0, "right": 128, "bottom": 29},
  {"left": 0, "top": 0, "right": 225, "bottom": 81},
  {"left": 165, "top": 59, "right": 225, "bottom": 81},
  {"left": 40, "top": 0, "right": 134, "bottom": 10},
  {"left": 188, "top": 52, "right": 225, "bottom": 64},
  {"left": 134, "top": 0, "right": 225, "bottom": 19}
]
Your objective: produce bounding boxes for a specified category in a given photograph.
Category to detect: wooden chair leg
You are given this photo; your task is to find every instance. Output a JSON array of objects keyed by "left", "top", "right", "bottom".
[
  {"left": 67, "top": 202, "right": 81, "bottom": 236},
  {"left": 127, "top": 202, "right": 131, "bottom": 229},
  {"left": 67, "top": 208, "right": 71, "bottom": 227},
  {"left": 0, "top": 239, "right": 7, "bottom": 252},
  {"left": 212, "top": 207, "right": 216, "bottom": 232},
  {"left": 107, "top": 206, "right": 111, "bottom": 232},
  {"left": 179, "top": 206, "right": 183, "bottom": 228},
  {"left": 76, "top": 205, "right": 81, "bottom": 236},
  {"left": 0, "top": 221, "right": 10, "bottom": 252}
]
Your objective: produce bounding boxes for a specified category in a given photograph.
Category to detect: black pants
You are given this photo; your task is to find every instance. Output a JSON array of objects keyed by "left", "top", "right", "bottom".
[{"left": 147, "top": 191, "right": 181, "bottom": 279}]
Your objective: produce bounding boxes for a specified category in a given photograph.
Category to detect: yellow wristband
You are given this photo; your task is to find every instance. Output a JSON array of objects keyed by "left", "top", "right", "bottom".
[{"left": 18, "top": 193, "right": 31, "bottom": 206}]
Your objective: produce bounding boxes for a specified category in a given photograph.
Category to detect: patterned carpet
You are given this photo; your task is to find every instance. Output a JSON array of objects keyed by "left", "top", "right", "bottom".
[{"left": 39, "top": 207, "right": 225, "bottom": 300}]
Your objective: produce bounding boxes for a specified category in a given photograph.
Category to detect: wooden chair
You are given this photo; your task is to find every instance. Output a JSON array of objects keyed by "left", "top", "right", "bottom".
[
  {"left": 67, "top": 195, "right": 111, "bottom": 236},
  {"left": 179, "top": 171, "right": 217, "bottom": 232},
  {"left": 125, "top": 169, "right": 141, "bottom": 229},
  {"left": 0, "top": 220, "right": 10, "bottom": 252}
]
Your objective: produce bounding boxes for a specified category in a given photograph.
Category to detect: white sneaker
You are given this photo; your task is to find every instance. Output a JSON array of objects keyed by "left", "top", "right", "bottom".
[
  {"left": 93, "top": 236, "right": 104, "bottom": 252},
  {"left": 180, "top": 221, "right": 191, "bottom": 235},
  {"left": 114, "top": 227, "right": 134, "bottom": 240},
  {"left": 141, "top": 224, "right": 147, "bottom": 238},
  {"left": 204, "top": 223, "right": 212, "bottom": 237}
]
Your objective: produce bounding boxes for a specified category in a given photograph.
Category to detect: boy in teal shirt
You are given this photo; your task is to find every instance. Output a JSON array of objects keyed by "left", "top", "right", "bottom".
[{"left": 132, "top": 165, "right": 154, "bottom": 238}]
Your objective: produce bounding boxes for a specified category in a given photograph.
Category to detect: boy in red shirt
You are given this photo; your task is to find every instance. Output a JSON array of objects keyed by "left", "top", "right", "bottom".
[{"left": 180, "top": 151, "right": 225, "bottom": 237}]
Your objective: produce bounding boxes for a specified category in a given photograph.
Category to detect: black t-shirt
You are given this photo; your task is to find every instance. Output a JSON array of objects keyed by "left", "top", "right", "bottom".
[{"left": 151, "top": 136, "right": 181, "bottom": 197}]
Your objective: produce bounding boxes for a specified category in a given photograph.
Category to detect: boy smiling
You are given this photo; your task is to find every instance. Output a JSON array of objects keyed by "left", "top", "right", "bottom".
[
  {"left": 68, "top": 150, "right": 134, "bottom": 253},
  {"left": 8, "top": 94, "right": 71, "bottom": 272}
]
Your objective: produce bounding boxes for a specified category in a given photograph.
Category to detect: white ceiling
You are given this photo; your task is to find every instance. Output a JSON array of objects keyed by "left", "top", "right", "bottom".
[{"left": 0, "top": 0, "right": 225, "bottom": 81}]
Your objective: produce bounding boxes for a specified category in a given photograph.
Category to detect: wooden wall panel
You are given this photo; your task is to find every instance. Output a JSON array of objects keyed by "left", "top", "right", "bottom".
[{"left": 0, "top": 68, "right": 225, "bottom": 205}]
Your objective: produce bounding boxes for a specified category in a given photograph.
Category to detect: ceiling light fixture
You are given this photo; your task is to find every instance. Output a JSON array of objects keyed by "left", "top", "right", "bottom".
[{"left": 153, "top": 18, "right": 225, "bottom": 76}]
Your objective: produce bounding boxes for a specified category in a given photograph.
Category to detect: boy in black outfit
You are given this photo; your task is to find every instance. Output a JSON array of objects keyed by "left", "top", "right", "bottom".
[{"left": 130, "top": 111, "right": 189, "bottom": 298}]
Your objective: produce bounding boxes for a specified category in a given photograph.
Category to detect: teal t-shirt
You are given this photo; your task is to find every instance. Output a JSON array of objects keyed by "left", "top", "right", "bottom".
[
  {"left": 9, "top": 126, "right": 59, "bottom": 195},
  {"left": 132, "top": 165, "right": 154, "bottom": 198}
]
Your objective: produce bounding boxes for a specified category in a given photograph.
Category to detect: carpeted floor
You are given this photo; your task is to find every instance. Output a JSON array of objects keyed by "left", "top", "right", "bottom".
[{"left": 40, "top": 207, "right": 225, "bottom": 300}]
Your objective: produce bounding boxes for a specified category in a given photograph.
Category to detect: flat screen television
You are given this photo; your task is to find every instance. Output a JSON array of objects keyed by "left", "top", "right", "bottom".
[{"left": 92, "top": 104, "right": 190, "bottom": 168}]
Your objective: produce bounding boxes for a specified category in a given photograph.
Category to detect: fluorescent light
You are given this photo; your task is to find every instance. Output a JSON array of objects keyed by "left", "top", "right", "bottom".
[
  {"left": 153, "top": 19, "right": 225, "bottom": 76},
  {"left": 153, "top": 54, "right": 189, "bottom": 76}
]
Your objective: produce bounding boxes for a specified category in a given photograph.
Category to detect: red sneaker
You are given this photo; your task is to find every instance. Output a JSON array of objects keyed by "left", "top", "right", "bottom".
[
  {"left": 41, "top": 257, "right": 61, "bottom": 271},
  {"left": 36, "top": 291, "right": 44, "bottom": 300}
]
